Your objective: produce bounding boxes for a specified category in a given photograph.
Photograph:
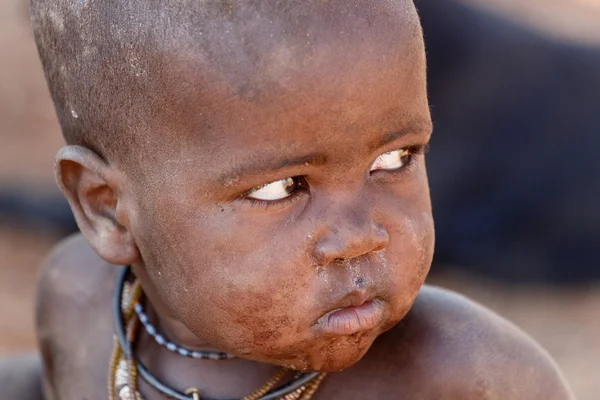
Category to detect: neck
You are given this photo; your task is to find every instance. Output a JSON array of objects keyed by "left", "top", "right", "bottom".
[
  {"left": 134, "top": 330, "right": 281, "bottom": 400},
  {"left": 130, "top": 263, "right": 219, "bottom": 352},
  {"left": 142, "top": 297, "right": 222, "bottom": 353},
  {"left": 125, "top": 266, "right": 283, "bottom": 399}
]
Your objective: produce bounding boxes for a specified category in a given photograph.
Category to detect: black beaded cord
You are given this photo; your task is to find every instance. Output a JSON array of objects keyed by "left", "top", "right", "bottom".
[
  {"left": 113, "top": 266, "right": 321, "bottom": 400},
  {"left": 134, "top": 302, "right": 236, "bottom": 360}
]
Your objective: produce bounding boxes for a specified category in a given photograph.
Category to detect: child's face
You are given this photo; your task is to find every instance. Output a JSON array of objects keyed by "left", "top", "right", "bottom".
[{"left": 123, "top": 7, "right": 433, "bottom": 372}]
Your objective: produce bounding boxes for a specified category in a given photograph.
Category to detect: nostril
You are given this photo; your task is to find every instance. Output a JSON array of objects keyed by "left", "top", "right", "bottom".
[
  {"left": 373, "top": 244, "right": 386, "bottom": 252},
  {"left": 373, "top": 223, "right": 389, "bottom": 249},
  {"left": 313, "top": 222, "right": 389, "bottom": 266},
  {"left": 312, "top": 236, "right": 340, "bottom": 267}
]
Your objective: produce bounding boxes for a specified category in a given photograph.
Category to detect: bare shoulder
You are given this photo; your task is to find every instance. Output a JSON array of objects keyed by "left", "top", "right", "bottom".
[
  {"left": 36, "top": 233, "right": 117, "bottom": 399},
  {"left": 36, "top": 233, "right": 117, "bottom": 334},
  {"left": 368, "top": 285, "right": 575, "bottom": 399},
  {"left": 38, "top": 232, "right": 117, "bottom": 293}
]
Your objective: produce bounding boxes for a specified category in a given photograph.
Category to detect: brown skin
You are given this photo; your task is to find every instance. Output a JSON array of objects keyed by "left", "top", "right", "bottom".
[
  {"left": 3, "top": 1, "right": 573, "bottom": 399},
  {"left": 30, "top": 235, "right": 573, "bottom": 400},
  {"left": 57, "top": 0, "right": 432, "bottom": 373}
]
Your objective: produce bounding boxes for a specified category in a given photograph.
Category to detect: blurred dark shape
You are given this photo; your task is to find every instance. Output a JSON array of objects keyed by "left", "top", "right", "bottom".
[
  {"left": 417, "top": 0, "right": 600, "bottom": 283},
  {"left": 0, "top": 354, "right": 43, "bottom": 399},
  {"left": 3, "top": 0, "right": 599, "bottom": 284},
  {"left": 0, "top": 189, "right": 77, "bottom": 236}
]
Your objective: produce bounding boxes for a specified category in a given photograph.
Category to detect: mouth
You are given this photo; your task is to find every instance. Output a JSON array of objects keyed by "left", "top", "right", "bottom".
[{"left": 313, "top": 291, "right": 385, "bottom": 336}]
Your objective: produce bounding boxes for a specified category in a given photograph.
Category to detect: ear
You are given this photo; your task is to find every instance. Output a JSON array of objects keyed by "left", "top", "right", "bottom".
[{"left": 55, "top": 145, "right": 139, "bottom": 265}]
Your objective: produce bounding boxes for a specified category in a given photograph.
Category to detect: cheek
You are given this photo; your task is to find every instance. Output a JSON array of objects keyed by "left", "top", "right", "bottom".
[
  {"left": 129, "top": 170, "right": 434, "bottom": 369},
  {"left": 136, "top": 195, "right": 317, "bottom": 353},
  {"left": 213, "top": 284, "right": 309, "bottom": 360},
  {"left": 412, "top": 212, "right": 434, "bottom": 284},
  {"left": 394, "top": 163, "right": 435, "bottom": 285},
  {"left": 382, "top": 201, "right": 434, "bottom": 320}
]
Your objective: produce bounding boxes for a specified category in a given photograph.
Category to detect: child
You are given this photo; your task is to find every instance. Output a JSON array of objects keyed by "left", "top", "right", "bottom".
[{"left": 2, "top": 0, "right": 574, "bottom": 398}]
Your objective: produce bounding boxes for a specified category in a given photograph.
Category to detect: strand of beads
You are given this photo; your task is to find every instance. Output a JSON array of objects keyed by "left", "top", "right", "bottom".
[
  {"left": 108, "top": 281, "right": 144, "bottom": 400},
  {"left": 242, "top": 369, "right": 288, "bottom": 400},
  {"left": 109, "top": 268, "right": 328, "bottom": 400},
  {"left": 133, "top": 302, "right": 236, "bottom": 360}
]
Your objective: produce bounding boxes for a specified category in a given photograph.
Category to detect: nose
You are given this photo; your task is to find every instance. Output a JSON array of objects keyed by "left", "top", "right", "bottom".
[{"left": 312, "top": 208, "right": 389, "bottom": 266}]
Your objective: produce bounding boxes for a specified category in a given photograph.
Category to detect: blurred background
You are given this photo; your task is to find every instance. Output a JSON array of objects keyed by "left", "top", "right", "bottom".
[{"left": 0, "top": 0, "right": 598, "bottom": 398}]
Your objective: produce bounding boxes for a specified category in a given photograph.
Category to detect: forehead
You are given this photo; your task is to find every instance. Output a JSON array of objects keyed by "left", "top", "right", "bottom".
[
  {"left": 167, "top": 1, "right": 423, "bottom": 86},
  {"left": 131, "top": 1, "right": 428, "bottom": 171}
]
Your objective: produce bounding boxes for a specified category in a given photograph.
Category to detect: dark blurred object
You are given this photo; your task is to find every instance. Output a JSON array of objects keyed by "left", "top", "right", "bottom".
[
  {"left": 417, "top": 0, "right": 600, "bottom": 283},
  {"left": 0, "top": 189, "right": 77, "bottom": 236},
  {"left": 0, "top": 354, "right": 43, "bottom": 400}
]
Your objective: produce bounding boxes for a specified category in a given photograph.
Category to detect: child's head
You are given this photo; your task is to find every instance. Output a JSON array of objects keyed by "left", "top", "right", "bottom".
[{"left": 31, "top": 0, "right": 433, "bottom": 371}]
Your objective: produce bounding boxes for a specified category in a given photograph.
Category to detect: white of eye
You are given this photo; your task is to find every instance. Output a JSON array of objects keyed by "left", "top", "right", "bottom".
[
  {"left": 370, "top": 148, "right": 410, "bottom": 172},
  {"left": 246, "top": 177, "right": 298, "bottom": 201}
]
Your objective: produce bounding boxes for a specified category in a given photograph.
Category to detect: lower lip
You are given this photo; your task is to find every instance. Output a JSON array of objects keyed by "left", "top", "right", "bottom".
[{"left": 316, "top": 299, "right": 385, "bottom": 336}]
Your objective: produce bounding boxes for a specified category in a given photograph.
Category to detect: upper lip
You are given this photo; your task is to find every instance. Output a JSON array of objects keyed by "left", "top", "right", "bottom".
[
  {"left": 319, "top": 288, "right": 378, "bottom": 318},
  {"left": 333, "top": 290, "right": 372, "bottom": 309}
]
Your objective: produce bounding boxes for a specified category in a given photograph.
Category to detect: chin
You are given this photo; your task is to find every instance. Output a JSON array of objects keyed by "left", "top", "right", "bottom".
[
  {"left": 314, "top": 349, "right": 371, "bottom": 372},
  {"left": 273, "top": 329, "right": 377, "bottom": 372}
]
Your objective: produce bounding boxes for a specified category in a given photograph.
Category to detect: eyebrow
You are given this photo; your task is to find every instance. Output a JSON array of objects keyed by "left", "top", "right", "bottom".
[
  {"left": 217, "top": 152, "right": 328, "bottom": 184},
  {"left": 367, "top": 123, "right": 433, "bottom": 153},
  {"left": 218, "top": 121, "right": 431, "bottom": 185}
]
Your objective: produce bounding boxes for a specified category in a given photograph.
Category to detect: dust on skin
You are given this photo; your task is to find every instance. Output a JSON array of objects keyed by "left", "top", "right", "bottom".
[{"left": 38, "top": 0, "right": 435, "bottom": 383}]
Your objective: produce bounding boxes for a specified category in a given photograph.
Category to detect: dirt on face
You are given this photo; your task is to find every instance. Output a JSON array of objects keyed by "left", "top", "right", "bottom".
[{"left": 0, "top": 0, "right": 598, "bottom": 398}]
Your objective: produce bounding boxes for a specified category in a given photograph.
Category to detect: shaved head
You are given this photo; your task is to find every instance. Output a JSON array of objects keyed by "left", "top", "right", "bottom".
[
  {"left": 31, "top": 0, "right": 423, "bottom": 164},
  {"left": 33, "top": 0, "right": 434, "bottom": 372}
]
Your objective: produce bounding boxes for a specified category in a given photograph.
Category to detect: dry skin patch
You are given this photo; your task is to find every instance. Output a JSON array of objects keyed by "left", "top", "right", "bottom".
[{"left": 0, "top": 0, "right": 598, "bottom": 398}]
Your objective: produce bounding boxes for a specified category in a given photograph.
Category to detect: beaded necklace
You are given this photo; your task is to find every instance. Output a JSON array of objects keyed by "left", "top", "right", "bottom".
[
  {"left": 133, "top": 302, "right": 235, "bottom": 360},
  {"left": 108, "top": 267, "right": 327, "bottom": 400}
]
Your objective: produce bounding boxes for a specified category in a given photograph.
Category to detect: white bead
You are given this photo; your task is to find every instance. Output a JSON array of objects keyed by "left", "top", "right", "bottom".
[
  {"left": 115, "top": 360, "right": 129, "bottom": 387},
  {"left": 118, "top": 386, "right": 137, "bottom": 400}
]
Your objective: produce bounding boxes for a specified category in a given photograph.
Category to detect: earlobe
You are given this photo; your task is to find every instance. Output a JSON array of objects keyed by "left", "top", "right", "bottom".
[{"left": 55, "top": 146, "right": 139, "bottom": 265}]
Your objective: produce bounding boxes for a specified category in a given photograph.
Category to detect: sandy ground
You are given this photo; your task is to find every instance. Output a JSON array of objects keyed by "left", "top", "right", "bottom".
[{"left": 0, "top": 0, "right": 598, "bottom": 398}]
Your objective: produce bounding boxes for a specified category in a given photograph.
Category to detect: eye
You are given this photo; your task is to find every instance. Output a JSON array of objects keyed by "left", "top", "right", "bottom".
[
  {"left": 246, "top": 177, "right": 300, "bottom": 201},
  {"left": 370, "top": 148, "right": 411, "bottom": 172}
]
